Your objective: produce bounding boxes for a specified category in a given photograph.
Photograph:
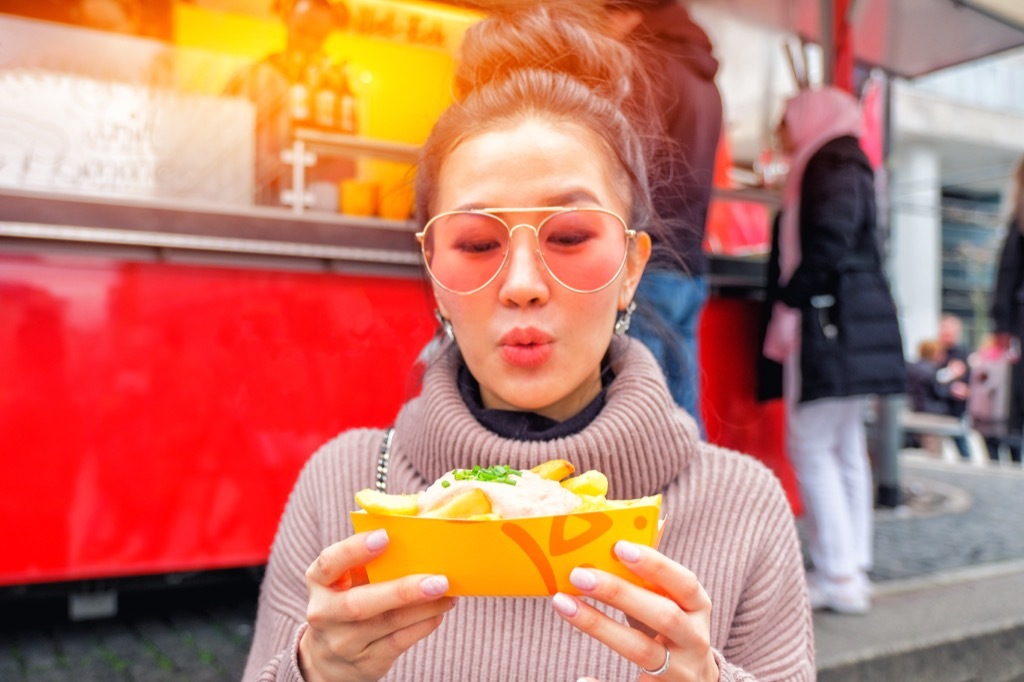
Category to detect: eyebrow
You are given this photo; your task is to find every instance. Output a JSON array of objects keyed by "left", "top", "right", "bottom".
[
  {"left": 453, "top": 190, "right": 603, "bottom": 213},
  {"left": 546, "top": 189, "right": 602, "bottom": 206}
]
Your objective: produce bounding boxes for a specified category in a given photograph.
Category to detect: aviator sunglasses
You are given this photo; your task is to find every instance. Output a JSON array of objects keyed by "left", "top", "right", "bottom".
[{"left": 416, "top": 206, "right": 637, "bottom": 295}]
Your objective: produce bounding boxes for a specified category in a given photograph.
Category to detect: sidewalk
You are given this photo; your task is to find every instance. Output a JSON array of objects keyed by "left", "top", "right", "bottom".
[{"left": 814, "top": 450, "right": 1024, "bottom": 681}]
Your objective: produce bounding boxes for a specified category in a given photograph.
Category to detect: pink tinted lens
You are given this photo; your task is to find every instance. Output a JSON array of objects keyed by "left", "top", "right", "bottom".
[
  {"left": 423, "top": 212, "right": 509, "bottom": 292},
  {"left": 538, "top": 210, "right": 627, "bottom": 291}
]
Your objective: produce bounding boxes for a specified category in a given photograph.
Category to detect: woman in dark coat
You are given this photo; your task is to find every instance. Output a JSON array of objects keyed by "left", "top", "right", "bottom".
[
  {"left": 989, "top": 156, "right": 1024, "bottom": 464},
  {"left": 761, "top": 87, "right": 905, "bottom": 615}
]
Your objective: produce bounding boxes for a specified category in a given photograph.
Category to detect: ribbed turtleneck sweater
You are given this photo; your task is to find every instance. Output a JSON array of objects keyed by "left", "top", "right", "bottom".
[{"left": 244, "top": 337, "right": 815, "bottom": 681}]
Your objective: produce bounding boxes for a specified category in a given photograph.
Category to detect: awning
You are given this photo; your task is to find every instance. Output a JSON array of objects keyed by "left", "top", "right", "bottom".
[
  {"left": 692, "top": 0, "right": 1024, "bottom": 78},
  {"left": 963, "top": 0, "right": 1024, "bottom": 31},
  {"left": 188, "top": 1, "right": 1024, "bottom": 78}
]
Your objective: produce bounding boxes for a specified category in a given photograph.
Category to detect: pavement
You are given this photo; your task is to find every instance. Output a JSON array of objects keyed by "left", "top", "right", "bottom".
[
  {"left": 815, "top": 450, "right": 1024, "bottom": 681},
  {"left": 1, "top": 448, "right": 1022, "bottom": 681},
  {"left": 0, "top": 573, "right": 259, "bottom": 682}
]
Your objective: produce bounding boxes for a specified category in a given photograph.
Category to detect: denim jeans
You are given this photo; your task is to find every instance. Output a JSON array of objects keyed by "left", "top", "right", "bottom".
[{"left": 627, "top": 271, "right": 708, "bottom": 434}]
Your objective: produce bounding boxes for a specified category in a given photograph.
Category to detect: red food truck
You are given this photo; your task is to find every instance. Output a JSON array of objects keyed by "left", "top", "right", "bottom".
[{"left": 22, "top": 0, "right": 1023, "bottom": 607}]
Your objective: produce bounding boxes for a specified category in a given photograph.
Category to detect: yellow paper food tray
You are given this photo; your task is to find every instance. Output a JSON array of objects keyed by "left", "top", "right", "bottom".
[{"left": 350, "top": 505, "right": 661, "bottom": 597}]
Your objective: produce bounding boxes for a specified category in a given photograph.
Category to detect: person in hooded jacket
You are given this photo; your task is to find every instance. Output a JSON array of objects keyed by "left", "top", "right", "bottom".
[
  {"left": 759, "top": 86, "right": 906, "bottom": 615},
  {"left": 604, "top": 0, "right": 723, "bottom": 434}
]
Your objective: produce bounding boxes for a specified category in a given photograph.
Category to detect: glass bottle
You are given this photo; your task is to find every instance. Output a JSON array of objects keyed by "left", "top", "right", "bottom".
[
  {"left": 313, "top": 60, "right": 337, "bottom": 130},
  {"left": 288, "top": 54, "right": 311, "bottom": 125},
  {"left": 337, "top": 62, "right": 358, "bottom": 135}
]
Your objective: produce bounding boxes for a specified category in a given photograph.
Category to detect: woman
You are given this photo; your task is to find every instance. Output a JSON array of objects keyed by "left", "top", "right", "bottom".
[
  {"left": 761, "top": 87, "right": 905, "bottom": 615},
  {"left": 244, "top": 7, "right": 814, "bottom": 680},
  {"left": 906, "top": 340, "right": 953, "bottom": 417},
  {"left": 990, "top": 156, "right": 1024, "bottom": 465}
]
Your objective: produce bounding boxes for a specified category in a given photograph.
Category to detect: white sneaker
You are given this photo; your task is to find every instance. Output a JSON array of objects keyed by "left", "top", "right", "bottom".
[
  {"left": 858, "top": 571, "right": 875, "bottom": 597},
  {"left": 806, "top": 572, "right": 870, "bottom": 615}
]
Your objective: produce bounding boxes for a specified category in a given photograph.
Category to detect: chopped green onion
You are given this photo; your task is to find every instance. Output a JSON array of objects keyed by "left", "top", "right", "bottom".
[{"left": 449, "top": 465, "right": 523, "bottom": 486}]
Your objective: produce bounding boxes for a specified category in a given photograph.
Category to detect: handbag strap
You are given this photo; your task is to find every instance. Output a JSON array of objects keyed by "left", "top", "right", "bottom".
[{"left": 375, "top": 427, "right": 395, "bottom": 492}]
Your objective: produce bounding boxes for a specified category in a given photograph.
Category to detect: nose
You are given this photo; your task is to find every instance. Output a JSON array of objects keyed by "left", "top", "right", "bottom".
[{"left": 498, "top": 225, "right": 549, "bottom": 305}]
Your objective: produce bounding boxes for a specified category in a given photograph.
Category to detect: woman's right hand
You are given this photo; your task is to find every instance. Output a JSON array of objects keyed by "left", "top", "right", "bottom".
[{"left": 298, "top": 529, "right": 456, "bottom": 682}]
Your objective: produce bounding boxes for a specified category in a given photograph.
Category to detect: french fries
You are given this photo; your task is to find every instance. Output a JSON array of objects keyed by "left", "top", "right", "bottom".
[
  {"left": 354, "top": 489, "right": 421, "bottom": 516},
  {"left": 530, "top": 458, "right": 575, "bottom": 481},
  {"left": 420, "top": 488, "right": 492, "bottom": 519},
  {"left": 560, "top": 469, "right": 608, "bottom": 496},
  {"left": 530, "top": 460, "right": 609, "bottom": 498},
  {"left": 353, "top": 459, "right": 659, "bottom": 520}
]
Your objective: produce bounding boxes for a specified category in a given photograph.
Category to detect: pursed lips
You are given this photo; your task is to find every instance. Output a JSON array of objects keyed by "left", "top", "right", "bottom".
[
  {"left": 499, "top": 327, "right": 553, "bottom": 347},
  {"left": 498, "top": 327, "right": 554, "bottom": 368}
]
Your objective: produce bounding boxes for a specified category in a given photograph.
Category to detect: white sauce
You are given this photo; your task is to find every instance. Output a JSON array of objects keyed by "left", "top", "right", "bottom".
[{"left": 419, "top": 469, "right": 581, "bottom": 518}]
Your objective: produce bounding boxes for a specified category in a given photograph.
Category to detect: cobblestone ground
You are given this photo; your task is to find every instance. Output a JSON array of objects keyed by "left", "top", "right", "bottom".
[
  {"left": 797, "top": 452, "right": 1024, "bottom": 582},
  {"left": 870, "top": 454, "right": 1024, "bottom": 581},
  {"left": 0, "top": 575, "right": 259, "bottom": 681}
]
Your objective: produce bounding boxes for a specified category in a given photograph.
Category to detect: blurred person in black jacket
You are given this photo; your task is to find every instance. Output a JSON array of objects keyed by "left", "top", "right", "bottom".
[
  {"left": 935, "top": 313, "right": 972, "bottom": 459},
  {"left": 759, "top": 86, "right": 906, "bottom": 615},
  {"left": 937, "top": 314, "right": 971, "bottom": 410},
  {"left": 905, "top": 337, "right": 971, "bottom": 457},
  {"left": 907, "top": 340, "right": 953, "bottom": 416},
  {"left": 604, "top": 0, "right": 723, "bottom": 434},
  {"left": 990, "top": 156, "right": 1024, "bottom": 465}
]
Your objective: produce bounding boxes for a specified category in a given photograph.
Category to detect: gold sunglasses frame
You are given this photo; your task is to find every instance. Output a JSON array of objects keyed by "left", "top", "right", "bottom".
[{"left": 415, "top": 206, "right": 637, "bottom": 295}]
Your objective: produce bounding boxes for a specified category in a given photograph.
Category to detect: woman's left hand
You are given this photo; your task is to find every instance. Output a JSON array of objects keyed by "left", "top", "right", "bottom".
[{"left": 550, "top": 540, "right": 719, "bottom": 681}]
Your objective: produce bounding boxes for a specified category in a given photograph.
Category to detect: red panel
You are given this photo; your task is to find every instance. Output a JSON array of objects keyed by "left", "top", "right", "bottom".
[
  {"left": 833, "top": 0, "right": 855, "bottom": 93},
  {"left": 0, "top": 251, "right": 435, "bottom": 585},
  {"left": 699, "top": 297, "right": 801, "bottom": 515},
  {"left": 0, "top": 249, "right": 797, "bottom": 586}
]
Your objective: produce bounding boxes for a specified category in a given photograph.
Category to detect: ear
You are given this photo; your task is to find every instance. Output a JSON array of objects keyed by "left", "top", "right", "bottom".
[
  {"left": 433, "top": 286, "right": 451, "bottom": 321},
  {"left": 619, "top": 231, "right": 651, "bottom": 310}
]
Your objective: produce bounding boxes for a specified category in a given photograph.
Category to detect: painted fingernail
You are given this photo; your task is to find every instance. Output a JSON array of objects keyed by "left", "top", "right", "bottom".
[
  {"left": 569, "top": 567, "right": 598, "bottom": 591},
  {"left": 614, "top": 540, "right": 642, "bottom": 563},
  {"left": 365, "top": 529, "right": 389, "bottom": 551},
  {"left": 552, "top": 592, "right": 578, "bottom": 617},
  {"left": 420, "top": 575, "right": 449, "bottom": 596}
]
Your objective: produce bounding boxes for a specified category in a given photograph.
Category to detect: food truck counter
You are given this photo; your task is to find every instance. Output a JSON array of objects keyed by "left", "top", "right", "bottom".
[{"left": 0, "top": 187, "right": 421, "bottom": 271}]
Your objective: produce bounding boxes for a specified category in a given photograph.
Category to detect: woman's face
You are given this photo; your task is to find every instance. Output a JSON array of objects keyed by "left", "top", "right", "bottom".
[
  {"left": 286, "top": 0, "right": 335, "bottom": 53},
  {"left": 432, "top": 118, "right": 650, "bottom": 421}
]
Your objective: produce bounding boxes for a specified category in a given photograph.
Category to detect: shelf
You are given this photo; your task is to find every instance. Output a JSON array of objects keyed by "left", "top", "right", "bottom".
[{"left": 293, "top": 128, "right": 419, "bottom": 164}]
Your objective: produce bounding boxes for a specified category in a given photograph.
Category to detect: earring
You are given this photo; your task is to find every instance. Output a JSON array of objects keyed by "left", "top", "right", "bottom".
[
  {"left": 614, "top": 300, "right": 636, "bottom": 336},
  {"left": 434, "top": 309, "right": 456, "bottom": 342}
]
